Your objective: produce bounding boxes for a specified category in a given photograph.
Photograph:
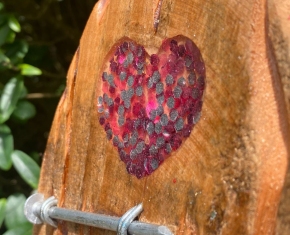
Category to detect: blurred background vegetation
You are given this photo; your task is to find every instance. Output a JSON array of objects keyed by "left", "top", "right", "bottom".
[{"left": 0, "top": 0, "right": 97, "bottom": 234}]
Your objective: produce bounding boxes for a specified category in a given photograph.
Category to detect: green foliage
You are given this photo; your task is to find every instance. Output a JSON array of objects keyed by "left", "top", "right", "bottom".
[
  {"left": 12, "top": 100, "right": 36, "bottom": 121},
  {"left": 0, "top": 3, "right": 42, "bottom": 234},
  {"left": 8, "top": 15, "right": 20, "bottom": 33},
  {"left": 19, "top": 64, "right": 42, "bottom": 76},
  {"left": 2, "top": 226, "right": 32, "bottom": 235},
  {"left": 4, "top": 194, "right": 30, "bottom": 229},
  {"left": 0, "top": 124, "right": 13, "bottom": 170},
  {"left": 12, "top": 150, "right": 40, "bottom": 189},
  {"left": 0, "top": 198, "right": 6, "bottom": 226},
  {"left": 0, "top": 77, "right": 24, "bottom": 123}
]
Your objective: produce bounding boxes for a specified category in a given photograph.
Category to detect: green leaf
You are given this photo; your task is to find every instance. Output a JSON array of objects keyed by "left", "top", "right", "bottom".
[
  {"left": 19, "top": 85, "right": 28, "bottom": 99},
  {"left": 5, "top": 30, "right": 15, "bottom": 44},
  {"left": 0, "top": 14, "right": 7, "bottom": 25},
  {"left": 11, "top": 150, "right": 40, "bottom": 189},
  {"left": 0, "top": 3, "right": 4, "bottom": 11},
  {"left": 0, "top": 24, "right": 11, "bottom": 46},
  {"left": 19, "top": 63, "right": 42, "bottom": 76},
  {"left": 0, "top": 124, "right": 13, "bottom": 170},
  {"left": 3, "top": 224, "right": 32, "bottom": 235},
  {"left": 0, "top": 198, "right": 7, "bottom": 227},
  {"left": 8, "top": 15, "right": 20, "bottom": 33},
  {"left": 0, "top": 49, "right": 10, "bottom": 64},
  {"left": 4, "top": 194, "right": 28, "bottom": 229},
  {"left": 12, "top": 100, "right": 36, "bottom": 121},
  {"left": 0, "top": 77, "right": 23, "bottom": 123},
  {"left": 4, "top": 40, "right": 28, "bottom": 65}
]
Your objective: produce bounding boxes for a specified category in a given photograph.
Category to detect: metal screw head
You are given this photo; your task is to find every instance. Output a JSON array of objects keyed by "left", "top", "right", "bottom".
[{"left": 24, "top": 193, "right": 44, "bottom": 224}]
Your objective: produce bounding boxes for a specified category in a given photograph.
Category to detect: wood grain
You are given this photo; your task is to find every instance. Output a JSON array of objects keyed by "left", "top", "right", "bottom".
[
  {"left": 34, "top": 0, "right": 289, "bottom": 234},
  {"left": 267, "top": 1, "right": 290, "bottom": 234}
]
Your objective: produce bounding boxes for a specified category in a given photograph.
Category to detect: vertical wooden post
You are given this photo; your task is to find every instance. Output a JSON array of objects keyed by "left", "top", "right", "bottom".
[{"left": 34, "top": 0, "right": 289, "bottom": 234}]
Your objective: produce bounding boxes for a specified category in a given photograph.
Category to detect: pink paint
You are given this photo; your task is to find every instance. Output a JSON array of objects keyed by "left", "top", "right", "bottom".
[
  {"left": 146, "top": 100, "right": 158, "bottom": 117},
  {"left": 97, "top": 36, "right": 205, "bottom": 178}
]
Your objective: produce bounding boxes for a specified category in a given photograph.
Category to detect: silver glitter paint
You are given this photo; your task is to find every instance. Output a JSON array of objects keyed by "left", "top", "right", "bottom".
[
  {"left": 106, "top": 129, "right": 112, "bottom": 140},
  {"left": 193, "top": 112, "right": 201, "bottom": 124},
  {"left": 157, "top": 95, "right": 165, "bottom": 104},
  {"left": 121, "top": 90, "right": 127, "bottom": 100},
  {"left": 169, "top": 109, "right": 178, "bottom": 121},
  {"left": 130, "top": 149, "right": 137, "bottom": 159},
  {"left": 185, "top": 57, "right": 193, "bottom": 67},
  {"left": 191, "top": 88, "right": 200, "bottom": 99},
  {"left": 156, "top": 136, "right": 165, "bottom": 148},
  {"left": 150, "top": 158, "right": 159, "bottom": 170},
  {"left": 136, "top": 141, "right": 145, "bottom": 154},
  {"left": 156, "top": 106, "right": 164, "bottom": 116},
  {"left": 104, "top": 109, "right": 110, "bottom": 118},
  {"left": 119, "top": 149, "right": 126, "bottom": 158},
  {"left": 124, "top": 99, "right": 131, "bottom": 109},
  {"left": 127, "top": 52, "right": 134, "bottom": 64},
  {"left": 136, "top": 61, "right": 144, "bottom": 70},
  {"left": 149, "top": 109, "right": 157, "bottom": 120},
  {"left": 113, "top": 136, "right": 119, "bottom": 145},
  {"left": 97, "top": 96, "right": 103, "bottom": 105},
  {"left": 173, "top": 86, "right": 182, "bottom": 98},
  {"left": 155, "top": 122, "right": 162, "bottom": 134},
  {"left": 107, "top": 74, "right": 115, "bottom": 86},
  {"left": 149, "top": 145, "right": 158, "bottom": 155},
  {"left": 146, "top": 122, "right": 155, "bottom": 135},
  {"left": 160, "top": 113, "right": 169, "bottom": 126},
  {"left": 174, "top": 118, "right": 184, "bottom": 131},
  {"left": 118, "top": 141, "right": 125, "bottom": 149},
  {"left": 152, "top": 71, "right": 161, "bottom": 83},
  {"left": 107, "top": 98, "right": 114, "bottom": 106},
  {"left": 165, "top": 74, "right": 174, "bottom": 85},
  {"left": 122, "top": 59, "right": 129, "bottom": 68},
  {"left": 103, "top": 93, "right": 109, "bottom": 104},
  {"left": 129, "top": 131, "right": 138, "bottom": 146},
  {"left": 118, "top": 105, "right": 125, "bottom": 115},
  {"left": 123, "top": 133, "right": 129, "bottom": 143},
  {"left": 135, "top": 86, "right": 143, "bottom": 96},
  {"left": 102, "top": 72, "right": 108, "bottom": 80},
  {"left": 167, "top": 97, "right": 175, "bottom": 109},
  {"left": 118, "top": 117, "right": 125, "bottom": 126},
  {"left": 147, "top": 77, "right": 154, "bottom": 89},
  {"left": 128, "top": 87, "right": 134, "bottom": 98},
  {"left": 133, "top": 119, "right": 140, "bottom": 129},
  {"left": 120, "top": 71, "right": 127, "bottom": 81},
  {"left": 98, "top": 106, "right": 104, "bottom": 113},
  {"left": 188, "top": 72, "right": 196, "bottom": 85},
  {"left": 165, "top": 143, "right": 172, "bottom": 153},
  {"left": 129, "top": 42, "right": 136, "bottom": 51},
  {"left": 156, "top": 82, "right": 164, "bottom": 95},
  {"left": 127, "top": 76, "right": 134, "bottom": 87},
  {"left": 177, "top": 77, "right": 186, "bottom": 86}
]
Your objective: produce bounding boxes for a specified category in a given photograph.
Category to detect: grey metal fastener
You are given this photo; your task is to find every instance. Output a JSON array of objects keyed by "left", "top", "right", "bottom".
[{"left": 24, "top": 193, "right": 173, "bottom": 235}]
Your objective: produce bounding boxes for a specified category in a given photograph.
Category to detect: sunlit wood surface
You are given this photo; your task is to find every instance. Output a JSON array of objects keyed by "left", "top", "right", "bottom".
[{"left": 34, "top": 0, "right": 290, "bottom": 234}]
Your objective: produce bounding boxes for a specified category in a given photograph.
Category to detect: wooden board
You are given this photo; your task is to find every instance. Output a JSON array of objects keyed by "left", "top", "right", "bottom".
[
  {"left": 268, "top": 1, "right": 290, "bottom": 234},
  {"left": 34, "top": 0, "right": 290, "bottom": 234}
]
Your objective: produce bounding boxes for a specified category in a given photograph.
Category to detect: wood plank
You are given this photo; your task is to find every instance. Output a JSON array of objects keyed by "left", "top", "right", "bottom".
[
  {"left": 34, "top": 0, "right": 289, "bottom": 234},
  {"left": 268, "top": 1, "right": 290, "bottom": 234}
]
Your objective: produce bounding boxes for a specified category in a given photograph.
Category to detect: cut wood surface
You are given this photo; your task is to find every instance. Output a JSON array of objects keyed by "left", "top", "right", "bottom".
[
  {"left": 268, "top": 1, "right": 290, "bottom": 235},
  {"left": 34, "top": 0, "right": 290, "bottom": 235}
]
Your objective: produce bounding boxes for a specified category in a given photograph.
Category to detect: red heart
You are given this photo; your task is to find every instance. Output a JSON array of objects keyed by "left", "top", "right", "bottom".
[{"left": 97, "top": 35, "right": 205, "bottom": 178}]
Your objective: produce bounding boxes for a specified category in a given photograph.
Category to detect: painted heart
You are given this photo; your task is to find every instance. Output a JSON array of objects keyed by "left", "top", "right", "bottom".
[{"left": 97, "top": 35, "right": 205, "bottom": 178}]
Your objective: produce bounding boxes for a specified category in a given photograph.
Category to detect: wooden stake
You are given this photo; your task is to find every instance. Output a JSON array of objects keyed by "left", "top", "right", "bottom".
[{"left": 34, "top": 0, "right": 290, "bottom": 234}]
